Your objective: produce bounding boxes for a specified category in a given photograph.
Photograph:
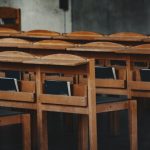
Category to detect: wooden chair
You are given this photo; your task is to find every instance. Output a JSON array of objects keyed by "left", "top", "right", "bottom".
[
  {"left": 128, "top": 44, "right": 150, "bottom": 98},
  {"left": 29, "top": 54, "right": 96, "bottom": 150},
  {"left": 0, "top": 51, "right": 40, "bottom": 150},
  {"left": 0, "top": 7, "right": 21, "bottom": 31},
  {"left": 79, "top": 62, "right": 137, "bottom": 150},
  {"left": 0, "top": 108, "right": 31, "bottom": 150},
  {"left": 28, "top": 53, "right": 137, "bottom": 150},
  {"left": 0, "top": 51, "right": 38, "bottom": 103},
  {"left": 68, "top": 41, "right": 137, "bottom": 148}
]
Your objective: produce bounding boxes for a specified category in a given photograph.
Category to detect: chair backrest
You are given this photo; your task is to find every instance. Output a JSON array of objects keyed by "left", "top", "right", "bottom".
[
  {"left": 76, "top": 42, "right": 128, "bottom": 97},
  {"left": 25, "top": 53, "right": 96, "bottom": 108},
  {"left": 80, "top": 64, "right": 127, "bottom": 96},
  {"left": 0, "top": 51, "right": 38, "bottom": 102},
  {"left": 128, "top": 44, "right": 150, "bottom": 98},
  {"left": 0, "top": 7, "right": 21, "bottom": 31}
]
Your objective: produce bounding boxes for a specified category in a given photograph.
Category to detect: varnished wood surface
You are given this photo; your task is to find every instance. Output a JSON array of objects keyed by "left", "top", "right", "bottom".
[
  {"left": 67, "top": 41, "right": 127, "bottom": 52},
  {"left": 0, "top": 27, "right": 20, "bottom": 36},
  {"left": 0, "top": 37, "right": 149, "bottom": 55},
  {"left": 0, "top": 50, "right": 139, "bottom": 150},
  {"left": 13, "top": 30, "right": 60, "bottom": 39},
  {"left": 108, "top": 32, "right": 147, "bottom": 41},
  {"left": 63, "top": 31, "right": 104, "bottom": 40},
  {"left": 0, "top": 38, "right": 32, "bottom": 48},
  {"left": 0, "top": 51, "right": 38, "bottom": 63},
  {"left": 0, "top": 7, "right": 21, "bottom": 30},
  {"left": 115, "top": 44, "right": 150, "bottom": 54},
  {"left": 24, "top": 54, "right": 88, "bottom": 66},
  {"left": 0, "top": 28, "right": 149, "bottom": 43},
  {"left": 32, "top": 40, "right": 74, "bottom": 50}
]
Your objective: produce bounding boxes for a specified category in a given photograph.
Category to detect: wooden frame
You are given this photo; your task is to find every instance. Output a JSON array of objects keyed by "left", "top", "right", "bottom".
[
  {"left": 29, "top": 53, "right": 137, "bottom": 150},
  {"left": 0, "top": 7, "right": 21, "bottom": 31},
  {"left": 0, "top": 113, "right": 31, "bottom": 150},
  {"left": 0, "top": 35, "right": 146, "bottom": 150},
  {"left": 32, "top": 54, "right": 98, "bottom": 150}
]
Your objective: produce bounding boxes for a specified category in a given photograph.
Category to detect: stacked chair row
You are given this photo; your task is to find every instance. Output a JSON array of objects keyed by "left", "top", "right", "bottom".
[
  {"left": 0, "top": 37, "right": 149, "bottom": 55},
  {"left": 0, "top": 27, "right": 150, "bottom": 42},
  {"left": 0, "top": 51, "right": 138, "bottom": 150}
]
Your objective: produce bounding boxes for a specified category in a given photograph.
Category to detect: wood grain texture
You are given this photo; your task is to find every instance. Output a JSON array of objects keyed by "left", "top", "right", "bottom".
[
  {"left": 68, "top": 42, "right": 126, "bottom": 52},
  {"left": 0, "top": 38, "right": 32, "bottom": 48},
  {"left": 65, "top": 31, "right": 103, "bottom": 37},
  {"left": 19, "top": 30, "right": 60, "bottom": 38},
  {"left": 0, "top": 51, "right": 38, "bottom": 63},
  {"left": 108, "top": 32, "right": 147, "bottom": 41},
  {"left": 25, "top": 54, "right": 88, "bottom": 66},
  {"left": 64, "top": 31, "right": 104, "bottom": 40},
  {"left": 0, "top": 27, "right": 19, "bottom": 33},
  {"left": 39, "top": 94, "right": 87, "bottom": 106},
  {"left": 0, "top": 91, "right": 34, "bottom": 102},
  {"left": 33, "top": 40, "right": 74, "bottom": 49}
]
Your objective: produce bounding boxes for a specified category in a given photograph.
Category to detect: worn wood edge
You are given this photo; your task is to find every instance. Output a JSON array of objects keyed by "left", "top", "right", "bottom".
[
  {"left": 0, "top": 51, "right": 38, "bottom": 63},
  {"left": 0, "top": 51, "right": 37, "bottom": 58},
  {"left": 0, "top": 38, "right": 32, "bottom": 45},
  {"left": 109, "top": 32, "right": 147, "bottom": 38},
  {"left": 64, "top": 31, "right": 104, "bottom": 37},
  {"left": 78, "top": 41, "right": 125, "bottom": 48},
  {"left": 22, "top": 29, "right": 60, "bottom": 36},
  {"left": 132, "top": 44, "right": 150, "bottom": 50},
  {"left": 33, "top": 40, "right": 74, "bottom": 48},
  {"left": 24, "top": 54, "right": 88, "bottom": 66},
  {"left": 129, "top": 81, "right": 150, "bottom": 90},
  {"left": 33, "top": 40, "right": 74, "bottom": 46},
  {"left": 96, "top": 79, "right": 125, "bottom": 88},
  {"left": 0, "top": 27, "right": 19, "bottom": 34},
  {"left": 0, "top": 91, "right": 34, "bottom": 102},
  {"left": 41, "top": 53, "right": 87, "bottom": 61},
  {"left": 39, "top": 94, "right": 87, "bottom": 106}
]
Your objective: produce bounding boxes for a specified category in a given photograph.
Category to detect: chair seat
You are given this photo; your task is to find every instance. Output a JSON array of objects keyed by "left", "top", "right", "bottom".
[
  {"left": 0, "top": 108, "right": 22, "bottom": 117},
  {"left": 96, "top": 95, "right": 127, "bottom": 104}
]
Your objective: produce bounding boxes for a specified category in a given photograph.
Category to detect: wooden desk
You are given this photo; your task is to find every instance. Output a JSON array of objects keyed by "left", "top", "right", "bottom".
[
  {"left": 0, "top": 30, "right": 150, "bottom": 44},
  {"left": 0, "top": 40, "right": 148, "bottom": 150}
]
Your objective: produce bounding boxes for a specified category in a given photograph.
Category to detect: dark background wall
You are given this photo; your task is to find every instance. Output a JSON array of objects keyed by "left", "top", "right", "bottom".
[{"left": 72, "top": 0, "right": 150, "bottom": 34}]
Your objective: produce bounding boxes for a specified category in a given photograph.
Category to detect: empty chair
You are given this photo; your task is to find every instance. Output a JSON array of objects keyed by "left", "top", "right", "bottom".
[
  {"left": 79, "top": 60, "right": 137, "bottom": 150},
  {"left": 31, "top": 53, "right": 138, "bottom": 150}
]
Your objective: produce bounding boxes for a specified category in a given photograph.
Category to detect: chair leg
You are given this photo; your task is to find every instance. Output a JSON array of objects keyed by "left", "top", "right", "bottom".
[
  {"left": 21, "top": 114, "right": 31, "bottom": 150},
  {"left": 37, "top": 109, "right": 48, "bottom": 150},
  {"left": 31, "top": 111, "right": 38, "bottom": 150},
  {"left": 128, "top": 100, "right": 138, "bottom": 150},
  {"left": 78, "top": 115, "right": 89, "bottom": 150},
  {"left": 89, "top": 113, "right": 98, "bottom": 150}
]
